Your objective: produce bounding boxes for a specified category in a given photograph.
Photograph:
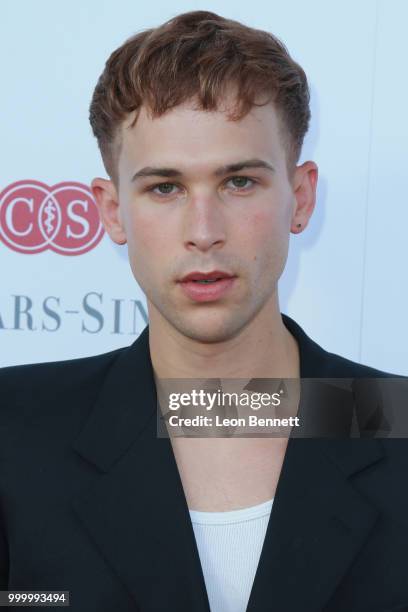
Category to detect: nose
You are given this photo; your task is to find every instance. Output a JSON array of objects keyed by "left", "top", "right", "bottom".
[{"left": 182, "top": 195, "right": 227, "bottom": 252}]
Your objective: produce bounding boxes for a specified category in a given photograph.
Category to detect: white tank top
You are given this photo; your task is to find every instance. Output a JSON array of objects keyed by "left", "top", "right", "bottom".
[{"left": 189, "top": 498, "right": 274, "bottom": 612}]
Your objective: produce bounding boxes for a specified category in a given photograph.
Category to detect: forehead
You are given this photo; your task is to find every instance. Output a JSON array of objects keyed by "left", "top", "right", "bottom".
[{"left": 118, "top": 97, "right": 285, "bottom": 174}]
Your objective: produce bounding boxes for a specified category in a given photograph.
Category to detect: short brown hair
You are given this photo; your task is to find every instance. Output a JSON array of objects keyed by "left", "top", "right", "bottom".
[{"left": 89, "top": 10, "right": 310, "bottom": 185}]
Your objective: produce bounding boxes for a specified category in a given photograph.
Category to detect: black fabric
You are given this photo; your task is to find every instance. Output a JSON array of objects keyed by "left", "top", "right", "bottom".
[{"left": 0, "top": 313, "right": 407, "bottom": 611}]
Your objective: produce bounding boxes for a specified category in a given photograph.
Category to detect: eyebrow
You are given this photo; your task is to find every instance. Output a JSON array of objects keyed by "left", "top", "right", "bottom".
[{"left": 130, "top": 158, "right": 275, "bottom": 182}]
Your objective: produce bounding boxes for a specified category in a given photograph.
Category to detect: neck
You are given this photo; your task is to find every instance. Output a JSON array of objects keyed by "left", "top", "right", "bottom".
[{"left": 148, "top": 297, "right": 300, "bottom": 381}]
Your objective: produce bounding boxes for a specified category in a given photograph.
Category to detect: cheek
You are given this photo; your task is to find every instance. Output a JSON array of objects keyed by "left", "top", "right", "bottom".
[
  {"left": 242, "top": 207, "right": 285, "bottom": 245},
  {"left": 125, "top": 209, "right": 177, "bottom": 287},
  {"left": 239, "top": 206, "right": 290, "bottom": 274},
  {"left": 126, "top": 210, "right": 168, "bottom": 253},
  {"left": 123, "top": 213, "right": 156, "bottom": 282}
]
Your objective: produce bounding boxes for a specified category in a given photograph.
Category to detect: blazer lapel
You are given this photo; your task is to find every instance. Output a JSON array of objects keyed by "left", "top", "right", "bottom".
[
  {"left": 246, "top": 436, "right": 382, "bottom": 611},
  {"left": 70, "top": 326, "right": 211, "bottom": 611}
]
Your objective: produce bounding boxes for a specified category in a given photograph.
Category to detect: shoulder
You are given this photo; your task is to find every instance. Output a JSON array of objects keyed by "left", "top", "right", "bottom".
[
  {"left": 0, "top": 347, "right": 127, "bottom": 439},
  {"left": 0, "top": 346, "right": 126, "bottom": 395},
  {"left": 321, "top": 348, "right": 398, "bottom": 378},
  {"left": 281, "top": 313, "right": 403, "bottom": 378}
]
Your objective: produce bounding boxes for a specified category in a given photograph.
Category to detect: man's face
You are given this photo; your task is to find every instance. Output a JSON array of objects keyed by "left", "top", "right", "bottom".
[{"left": 94, "top": 96, "right": 316, "bottom": 343}]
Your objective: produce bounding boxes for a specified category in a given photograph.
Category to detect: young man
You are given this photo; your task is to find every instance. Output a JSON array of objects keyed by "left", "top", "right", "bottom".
[{"left": 1, "top": 10, "right": 407, "bottom": 612}]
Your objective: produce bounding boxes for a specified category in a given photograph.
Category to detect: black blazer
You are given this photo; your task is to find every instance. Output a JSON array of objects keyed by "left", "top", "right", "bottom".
[{"left": 0, "top": 314, "right": 407, "bottom": 612}]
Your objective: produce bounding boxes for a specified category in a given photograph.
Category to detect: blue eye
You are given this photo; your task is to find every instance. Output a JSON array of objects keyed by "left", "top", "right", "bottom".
[
  {"left": 150, "top": 182, "right": 178, "bottom": 195},
  {"left": 226, "top": 176, "right": 255, "bottom": 190},
  {"left": 147, "top": 176, "right": 256, "bottom": 199}
]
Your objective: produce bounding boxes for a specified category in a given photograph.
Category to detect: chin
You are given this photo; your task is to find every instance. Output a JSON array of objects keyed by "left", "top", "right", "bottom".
[{"left": 173, "top": 313, "right": 246, "bottom": 344}]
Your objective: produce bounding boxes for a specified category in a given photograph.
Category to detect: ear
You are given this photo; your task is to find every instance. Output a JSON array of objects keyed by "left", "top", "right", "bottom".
[
  {"left": 290, "top": 161, "right": 318, "bottom": 234},
  {"left": 91, "top": 178, "right": 127, "bottom": 245}
]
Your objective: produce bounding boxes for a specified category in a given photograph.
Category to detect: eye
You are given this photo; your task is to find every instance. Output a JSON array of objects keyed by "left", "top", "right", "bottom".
[
  {"left": 225, "top": 176, "right": 256, "bottom": 191},
  {"left": 148, "top": 182, "right": 179, "bottom": 196},
  {"left": 146, "top": 176, "right": 257, "bottom": 199}
]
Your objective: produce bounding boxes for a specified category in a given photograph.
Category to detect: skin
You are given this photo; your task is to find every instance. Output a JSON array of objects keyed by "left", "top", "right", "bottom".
[{"left": 91, "top": 92, "right": 318, "bottom": 510}]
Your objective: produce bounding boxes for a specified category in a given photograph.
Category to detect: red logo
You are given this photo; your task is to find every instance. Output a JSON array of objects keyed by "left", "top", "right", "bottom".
[{"left": 0, "top": 180, "right": 105, "bottom": 255}]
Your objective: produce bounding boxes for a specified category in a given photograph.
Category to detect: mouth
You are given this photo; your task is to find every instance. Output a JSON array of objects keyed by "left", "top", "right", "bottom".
[
  {"left": 179, "top": 270, "right": 235, "bottom": 283},
  {"left": 177, "top": 271, "right": 237, "bottom": 302}
]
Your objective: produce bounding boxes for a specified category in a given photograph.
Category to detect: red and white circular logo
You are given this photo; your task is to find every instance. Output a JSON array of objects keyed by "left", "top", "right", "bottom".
[{"left": 0, "top": 180, "right": 105, "bottom": 255}]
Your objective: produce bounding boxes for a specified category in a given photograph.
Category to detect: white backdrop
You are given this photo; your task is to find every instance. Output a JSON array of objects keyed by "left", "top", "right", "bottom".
[{"left": 1, "top": 0, "right": 407, "bottom": 375}]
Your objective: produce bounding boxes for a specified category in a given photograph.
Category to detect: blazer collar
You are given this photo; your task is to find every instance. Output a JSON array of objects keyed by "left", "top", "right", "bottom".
[{"left": 71, "top": 313, "right": 384, "bottom": 611}]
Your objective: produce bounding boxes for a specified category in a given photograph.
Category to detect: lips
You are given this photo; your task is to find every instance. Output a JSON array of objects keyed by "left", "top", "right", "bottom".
[
  {"left": 179, "top": 270, "right": 234, "bottom": 283},
  {"left": 178, "top": 271, "right": 237, "bottom": 302}
]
